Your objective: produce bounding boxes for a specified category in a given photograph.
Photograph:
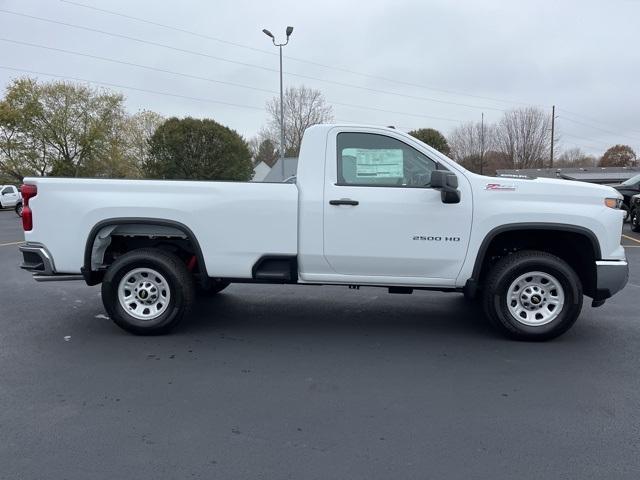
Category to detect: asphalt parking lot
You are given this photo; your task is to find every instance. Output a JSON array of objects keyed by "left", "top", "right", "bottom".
[{"left": 1, "top": 209, "right": 639, "bottom": 479}]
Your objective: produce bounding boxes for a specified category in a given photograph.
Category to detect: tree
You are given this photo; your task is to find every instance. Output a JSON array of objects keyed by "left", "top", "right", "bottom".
[
  {"left": 598, "top": 144, "right": 636, "bottom": 167},
  {"left": 254, "top": 138, "right": 278, "bottom": 167},
  {"left": 497, "top": 107, "right": 553, "bottom": 169},
  {"left": 121, "top": 110, "right": 164, "bottom": 176},
  {"left": 265, "top": 85, "right": 333, "bottom": 157},
  {"left": 3, "top": 78, "right": 129, "bottom": 177},
  {"left": 556, "top": 148, "right": 596, "bottom": 168},
  {"left": 408, "top": 128, "right": 450, "bottom": 155},
  {"left": 0, "top": 80, "right": 54, "bottom": 181},
  {"left": 482, "top": 150, "right": 514, "bottom": 175},
  {"left": 144, "top": 117, "right": 253, "bottom": 181},
  {"left": 448, "top": 121, "right": 498, "bottom": 173},
  {"left": 0, "top": 77, "right": 167, "bottom": 180}
]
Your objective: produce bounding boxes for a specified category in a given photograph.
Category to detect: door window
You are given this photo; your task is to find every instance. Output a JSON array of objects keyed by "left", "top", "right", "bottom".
[
  {"left": 1, "top": 187, "right": 13, "bottom": 195},
  {"left": 337, "top": 133, "right": 438, "bottom": 187}
]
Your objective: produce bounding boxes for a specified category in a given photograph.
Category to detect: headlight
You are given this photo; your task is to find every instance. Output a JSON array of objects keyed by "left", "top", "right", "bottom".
[{"left": 604, "top": 197, "right": 623, "bottom": 209}]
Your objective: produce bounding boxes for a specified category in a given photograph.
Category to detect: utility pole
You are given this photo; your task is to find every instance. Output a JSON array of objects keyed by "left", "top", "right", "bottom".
[
  {"left": 550, "top": 105, "right": 555, "bottom": 168},
  {"left": 480, "top": 112, "right": 485, "bottom": 175},
  {"left": 263, "top": 26, "right": 294, "bottom": 180}
]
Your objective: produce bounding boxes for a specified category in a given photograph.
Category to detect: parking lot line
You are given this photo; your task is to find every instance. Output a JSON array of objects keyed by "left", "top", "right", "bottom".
[
  {"left": 0, "top": 241, "right": 23, "bottom": 247},
  {"left": 622, "top": 234, "right": 640, "bottom": 245}
]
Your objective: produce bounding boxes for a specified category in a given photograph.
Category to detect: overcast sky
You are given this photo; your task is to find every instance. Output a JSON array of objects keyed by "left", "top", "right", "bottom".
[{"left": 1, "top": 0, "right": 639, "bottom": 157}]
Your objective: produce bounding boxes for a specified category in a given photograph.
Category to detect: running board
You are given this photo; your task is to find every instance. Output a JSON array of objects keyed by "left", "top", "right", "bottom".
[{"left": 33, "top": 274, "right": 85, "bottom": 282}]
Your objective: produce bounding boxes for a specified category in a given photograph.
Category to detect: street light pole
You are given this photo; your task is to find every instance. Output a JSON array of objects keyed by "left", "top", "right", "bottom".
[
  {"left": 263, "top": 26, "right": 294, "bottom": 180},
  {"left": 480, "top": 112, "right": 485, "bottom": 175}
]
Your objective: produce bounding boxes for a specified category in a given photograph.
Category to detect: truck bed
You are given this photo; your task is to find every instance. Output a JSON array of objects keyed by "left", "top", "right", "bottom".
[{"left": 24, "top": 178, "right": 299, "bottom": 277}]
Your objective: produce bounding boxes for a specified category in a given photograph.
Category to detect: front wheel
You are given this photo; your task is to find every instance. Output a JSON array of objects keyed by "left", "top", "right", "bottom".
[
  {"left": 622, "top": 204, "right": 630, "bottom": 223},
  {"left": 482, "top": 250, "right": 583, "bottom": 341},
  {"left": 631, "top": 209, "right": 640, "bottom": 232},
  {"left": 15, "top": 202, "right": 23, "bottom": 217},
  {"left": 101, "top": 248, "right": 195, "bottom": 335}
]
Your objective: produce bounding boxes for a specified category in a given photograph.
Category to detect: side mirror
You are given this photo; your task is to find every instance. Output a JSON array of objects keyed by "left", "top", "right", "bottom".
[{"left": 430, "top": 170, "right": 460, "bottom": 204}]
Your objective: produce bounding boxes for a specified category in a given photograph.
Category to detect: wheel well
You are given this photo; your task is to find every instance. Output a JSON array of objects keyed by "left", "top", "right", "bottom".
[
  {"left": 474, "top": 228, "right": 598, "bottom": 298},
  {"left": 83, "top": 220, "right": 207, "bottom": 286}
]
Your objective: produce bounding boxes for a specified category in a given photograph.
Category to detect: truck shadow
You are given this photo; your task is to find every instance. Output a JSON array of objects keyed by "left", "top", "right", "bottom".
[{"left": 181, "top": 286, "right": 497, "bottom": 341}]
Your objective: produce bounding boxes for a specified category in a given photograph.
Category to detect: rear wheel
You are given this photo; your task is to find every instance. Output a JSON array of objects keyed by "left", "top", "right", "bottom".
[
  {"left": 482, "top": 250, "right": 582, "bottom": 341},
  {"left": 101, "top": 248, "right": 195, "bottom": 335},
  {"left": 15, "top": 202, "right": 23, "bottom": 217}
]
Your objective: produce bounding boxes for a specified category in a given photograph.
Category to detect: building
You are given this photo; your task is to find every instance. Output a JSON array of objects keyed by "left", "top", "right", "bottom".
[
  {"left": 262, "top": 157, "right": 298, "bottom": 182},
  {"left": 251, "top": 161, "right": 272, "bottom": 182},
  {"left": 497, "top": 167, "right": 640, "bottom": 184}
]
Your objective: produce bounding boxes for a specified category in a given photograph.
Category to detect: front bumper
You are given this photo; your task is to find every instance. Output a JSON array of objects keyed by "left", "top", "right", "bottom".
[{"left": 593, "top": 259, "right": 629, "bottom": 303}]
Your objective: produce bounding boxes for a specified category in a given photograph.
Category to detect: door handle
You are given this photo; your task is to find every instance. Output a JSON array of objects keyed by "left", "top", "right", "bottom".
[{"left": 329, "top": 199, "right": 359, "bottom": 206}]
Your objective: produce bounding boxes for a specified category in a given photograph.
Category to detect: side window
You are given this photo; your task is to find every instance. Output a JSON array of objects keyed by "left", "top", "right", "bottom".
[
  {"left": 337, "top": 133, "right": 438, "bottom": 187},
  {"left": 1, "top": 187, "right": 13, "bottom": 195}
]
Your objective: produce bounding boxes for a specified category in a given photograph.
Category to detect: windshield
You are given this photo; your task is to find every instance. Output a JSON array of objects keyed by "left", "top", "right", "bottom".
[{"left": 621, "top": 173, "right": 640, "bottom": 185}]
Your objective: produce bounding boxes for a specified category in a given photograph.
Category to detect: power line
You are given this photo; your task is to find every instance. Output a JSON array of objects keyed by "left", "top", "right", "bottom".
[
  {"left": 59, "top": 0, "right": 537, "bottom": 108},
  {"left": 562, "top": 141, "right": 604, "bottom": 154},
  {"left": 560, "top": 132, "right": 612, "bottom": 148},
  {"left": 0, "top": 9, "right": 507, "bottom": 113},
  {"left": 60, "top": 0, "right": 279, "bottom": 58},
  {"left": 329, "top": 101, "right": 462, "bottom": 123},
  {"left": 558, "top": 107, "right": 640, "bottom": 136},
  {"left": 0, "top": 65, "right": 267, "bottom": 111},
  {"left": 557, "top": 115, "right": 640, "bottom": 144},
  {"left": 0, "top": 38, "right": 468, "bottom": 123},
  {"left": 0, "top": 38, "right": 279, "bottom": 95},
  {"left": 0, "top": 62, "right": 465, "bottom": 124}
]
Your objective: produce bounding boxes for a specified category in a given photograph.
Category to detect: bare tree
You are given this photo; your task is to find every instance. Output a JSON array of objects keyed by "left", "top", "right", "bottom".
[
  {"left": 497, "top": 107, "right": 553, "bottom": 169},
  {"left": 247, "top": 135, "right": 261, "bottom": 162},
  {"left": 556, "top": 148, "right": 597, "bottom": 167},
  {"left": 448, "top": 120, "right": 498, "bottom": 173},
  {"left": 265, "top": 85, "right": 333, "bottom": 156}
]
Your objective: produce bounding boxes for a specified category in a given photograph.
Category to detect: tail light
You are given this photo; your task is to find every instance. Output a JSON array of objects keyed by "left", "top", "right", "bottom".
[{"left": 20, "top": 184, "right": 37, "bottom": 231}]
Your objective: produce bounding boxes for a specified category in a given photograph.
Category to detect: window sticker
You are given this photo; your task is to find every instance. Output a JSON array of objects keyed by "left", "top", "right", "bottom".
[{"left": 344, "top": 148, "right": 404, "bottom": 178}]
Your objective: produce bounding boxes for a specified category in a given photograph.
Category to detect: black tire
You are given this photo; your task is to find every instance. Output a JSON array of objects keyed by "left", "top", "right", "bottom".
[
  {"left": 101, "top": 248, "right": 195, "bottom": 335},
  {"left": 621, "top": 204, "right": 630, "bottom": 223},
  {"left": 197, "top": 279, "right": 230, "bottom": 296},
  {"left": 15, "top": 202, "right": 23, "bottom": 217},
  {"left": 482, "top": 250, "right": 583, "bottom": 341},
  {"left": 631, "top": 208, "right": 640, "bottom": 232}
]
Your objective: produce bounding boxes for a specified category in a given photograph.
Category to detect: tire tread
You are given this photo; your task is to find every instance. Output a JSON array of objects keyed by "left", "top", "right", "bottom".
[
  {"left": 482, "top": 250, "right": 582, "bottom": 341},
  {"left": 102, "top": 248, "right": 195, "bottom": 335}
]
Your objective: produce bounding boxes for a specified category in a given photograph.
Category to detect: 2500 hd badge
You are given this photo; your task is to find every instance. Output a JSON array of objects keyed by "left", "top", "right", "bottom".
[{"left": 412, "top": 236, "right": 461, "bottom": 242}]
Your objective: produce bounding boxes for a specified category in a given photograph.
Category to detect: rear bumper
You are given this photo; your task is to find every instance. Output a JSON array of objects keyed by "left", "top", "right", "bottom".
[
  {"left": 593, "top": 259, "right": 629, "bottom": 302},
  {"left": 19, "top": 243, "right": 83, "bottom": 282}
]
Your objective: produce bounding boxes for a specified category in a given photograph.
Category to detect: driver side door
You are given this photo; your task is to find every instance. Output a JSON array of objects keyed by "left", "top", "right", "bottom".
[{"left": 322, "top": 129, "right": 472, "bottom": 284}]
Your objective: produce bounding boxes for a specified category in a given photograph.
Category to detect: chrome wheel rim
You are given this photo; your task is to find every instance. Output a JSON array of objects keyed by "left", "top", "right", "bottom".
[
  {"left": 117, "top": 268, "right": 171, "bottom": 321},
  {"left": 507, "top": 271, "right": 564, "bottom": 326}
]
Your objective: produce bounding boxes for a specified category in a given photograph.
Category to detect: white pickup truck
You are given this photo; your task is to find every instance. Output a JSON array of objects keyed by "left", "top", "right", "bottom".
[
  {"left": 1, "top": 184, "right": 22, "bottom": 215},
  {"left": 19, "top": 124, "right": 629, "bottom": 340}
]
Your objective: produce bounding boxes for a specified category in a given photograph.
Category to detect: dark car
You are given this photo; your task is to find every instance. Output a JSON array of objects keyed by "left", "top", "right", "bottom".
[
  {"left": 612, "top": 173, "right": 640, "bottom": 220},
  {"left": 630, "top": 193, "right": 640, "bottom": 232}
]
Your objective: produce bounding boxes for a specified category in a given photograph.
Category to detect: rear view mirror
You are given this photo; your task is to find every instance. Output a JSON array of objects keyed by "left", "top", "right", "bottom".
[{"left": 430, "top": 170, "right": 460, "bottom": 204}]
